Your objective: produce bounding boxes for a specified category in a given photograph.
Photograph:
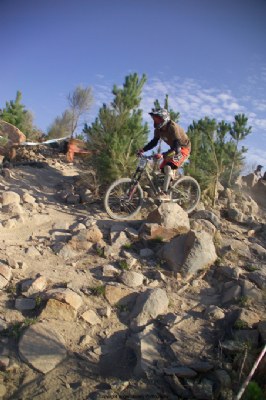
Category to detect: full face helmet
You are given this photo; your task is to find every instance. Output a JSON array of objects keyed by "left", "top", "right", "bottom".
[{"left": 149, "top": 108, "right": 170, "bottom": 129}]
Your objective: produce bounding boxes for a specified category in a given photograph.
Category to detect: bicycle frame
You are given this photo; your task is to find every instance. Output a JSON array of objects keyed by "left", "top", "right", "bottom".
[{"left": 130, "top": 156, "right": 162, "bottom": 197}]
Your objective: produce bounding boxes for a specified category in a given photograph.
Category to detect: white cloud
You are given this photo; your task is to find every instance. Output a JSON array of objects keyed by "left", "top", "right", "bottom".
[
  {"left": 217, "top": 93, "right": 232, "bottom": 102},
  {"left": 243, "top": 146, "right": 266, "bottom": 169},
  {"left": 252, "top": 100, "right": 266, "bottom": 112},
  {"left": 252, "top": 118, "right": 266, "bottom": 130},
  {"left": 226, "top": 102, "right": 242, "bottom": 111}
]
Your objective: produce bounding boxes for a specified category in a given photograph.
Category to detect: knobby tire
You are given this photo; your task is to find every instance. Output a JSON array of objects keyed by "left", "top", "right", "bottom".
[
  {"left": 104, "top": 177, "right": 143, "bottom": 220},
  {"left": 170, "top": 176, "right": 201, "bottom": 214}
]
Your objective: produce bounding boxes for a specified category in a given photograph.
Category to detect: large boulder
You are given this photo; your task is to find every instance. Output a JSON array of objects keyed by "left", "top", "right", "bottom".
[
  {"left": 19, "top": 321, "right": 67, "bottom": 374},
  {"left": 158, "top": 230, "right": 217, "bottom": 277},
  {"left": 0, "top": 120, "right": 26, "bottom": 155},
  {"left": 130, "top": 288, "right": 169, "bottom": 332},
  {"left": 140, "top": 203, "right": 190, "bottom": 241}
]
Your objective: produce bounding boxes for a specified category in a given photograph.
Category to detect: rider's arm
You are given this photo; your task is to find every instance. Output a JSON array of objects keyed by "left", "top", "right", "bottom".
[{"left": 143, "top": 137, "right": 159, "bottom": 152}]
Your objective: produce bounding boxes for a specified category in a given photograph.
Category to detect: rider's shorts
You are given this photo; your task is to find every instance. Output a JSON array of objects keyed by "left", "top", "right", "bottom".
[{"left": 160, "top": 147, "right": 190, "bottom": 169}]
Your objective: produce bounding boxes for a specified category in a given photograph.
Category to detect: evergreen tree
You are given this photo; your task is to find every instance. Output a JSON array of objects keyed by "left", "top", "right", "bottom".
[
  {"left": 0, "top": 91, "right": 36, "bottom": 139},
  {"left": 186, "top": 116, "right": 243, "bottom": 203},
  {"left": 153, "top": 94, "right": 180, "bottom": 122},
  {"left": 228, "top": 113, "right": 251, "bottom": 185},
  {"left": 83, "top": 73, "right": 149, "bottom": 184}
]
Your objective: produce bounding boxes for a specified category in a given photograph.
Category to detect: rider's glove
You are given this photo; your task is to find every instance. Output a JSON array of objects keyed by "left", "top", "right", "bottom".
[
  {"left": 137, "top": 149, "right": 144, "bottom": 157},
  {"left": 154, "top": 153, "right": 163, "bottom": 160}
]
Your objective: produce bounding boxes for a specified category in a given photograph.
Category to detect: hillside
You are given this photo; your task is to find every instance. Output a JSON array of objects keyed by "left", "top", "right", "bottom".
[{"left": 0, "top": 155, "right": 265, "bottom": 400}]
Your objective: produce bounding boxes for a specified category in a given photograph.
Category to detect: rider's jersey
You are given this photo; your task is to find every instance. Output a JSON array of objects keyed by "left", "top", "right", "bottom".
[{"left": 154, "top": 121, "right": 191, "bottom": 150}]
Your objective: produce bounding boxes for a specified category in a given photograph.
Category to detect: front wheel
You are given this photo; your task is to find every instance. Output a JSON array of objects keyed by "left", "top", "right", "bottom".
[
  {"left": 170, "top": 176, "right": 201, "bottom": 214},
  {"left": 104, "top": 178, "right": 144, "bottom": 220}
]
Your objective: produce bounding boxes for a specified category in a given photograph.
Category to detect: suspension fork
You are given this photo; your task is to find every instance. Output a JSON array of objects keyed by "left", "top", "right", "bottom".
[{"left": 128, "top": 168, "right": 143, "bottom": 200}]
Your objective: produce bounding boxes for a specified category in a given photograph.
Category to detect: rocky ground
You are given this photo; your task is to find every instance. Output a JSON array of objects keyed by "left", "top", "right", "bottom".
[{"left": 0, "top": 154, "right": 265, "bottom": 400}]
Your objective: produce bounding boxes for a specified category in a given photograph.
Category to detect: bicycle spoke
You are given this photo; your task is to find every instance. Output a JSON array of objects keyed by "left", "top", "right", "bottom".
[
  {"left": 104, "top": 178, "right": 143, "bottom": 219},
  {"left": 170, "top": 177, "right": 200, "bottom": 213}
]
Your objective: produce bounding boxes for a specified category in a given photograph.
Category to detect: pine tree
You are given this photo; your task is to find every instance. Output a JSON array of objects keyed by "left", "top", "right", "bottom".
[
  {"left": 83, "top": 73, "right": 149, "bottom": 184},
  {"left": 228, "top": 113, "right": 251, "bottom": 185},
  {"left": 0, "top": 91, "right": 36, "bottom": 139},
  {"left": 153, "top": 94, "right": 180, "bottom": 123}
]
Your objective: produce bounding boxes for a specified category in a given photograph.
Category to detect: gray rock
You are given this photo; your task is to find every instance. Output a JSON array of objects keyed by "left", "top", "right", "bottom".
[
  {"left": 247, "top": 271, "right": 266, "bottom": 290},
  {"left": 25, "top": 246, "right": 41, "bottom": 257},
  {"left": 236, "top": 309, "right": 260, "bottom": 328},
  {"left": 0, "top": 275, "right": 9, "bottom": 289},
  {"left": 192, "top": 378, "right": 213, "bottom": 400},
  {"left": 159, "top": 230, "right": 217, "bottom": 277},
  {"left": 0, "top": 263, "right": 12, "bottom": 282},
  {"left": 130, "top": 288, "right": 169, "bottom": 332},
  {"left": 15, "top": 298, "right": 36, "bottom": 311},
  {"left": 81, "top": 309, "right": 101, "bottom": 325},
  {"left": 126, "top": 324, "right": 164, "bottom": 377},
  {"left": 190, "top": 219, "right": 217, "bottom": 237},
  {"left": 216, "top": 265, "right": 241, "bottom": 280},
  {"left": 213, "top": 369, "right": 232, "bottom": 388},
  {"left": 192, "top": 210, "right": 221, "bottom": 229},
  {"left": 102, "top": 264, "right": 119, "bottom": 277},
  {"left": 164, "top": 366, "right": 197, "bottom": 378},
  {"left": 139, "top": 248, "right": 154, "bottom": 258},
  {"left": 187, "top": 361, "right": 214, "bottom": 372},
  {"left": 221, "top": 284, "right": 241, "bottom": 305},
  {"left": 146, "top": 202, "right": 190, "bottom": 236},
  {"left": 164, "top": 375, "right": 191, "bottom": 398},
  {"left": 120, "top": 271, "right": 144, "bottom": 288},
  {"left": 250, "top": 243, "right": 266, "bottom": 260},
  {"left": 204, "top": 305, "right": 225, "bottom": 321},
  {"left": 19, "top": 321, "right": 67, "bottom": 373},
  {"left": 44, "top": 288, "right": 83, "bottom": 310},
  {"left": 240, "top": 279, "right": 263, "bottom": 302},
  {"left": 2, "top": 191, "right": 20, "bottom": 205}
]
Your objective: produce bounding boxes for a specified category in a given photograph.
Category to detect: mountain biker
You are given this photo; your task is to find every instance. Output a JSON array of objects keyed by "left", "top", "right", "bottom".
[
  {"left": 138, "top": 108, "right": 191, "bottom": 200},
  {"left": 254, "top": 165, "right": 263, "bottom": 179}
]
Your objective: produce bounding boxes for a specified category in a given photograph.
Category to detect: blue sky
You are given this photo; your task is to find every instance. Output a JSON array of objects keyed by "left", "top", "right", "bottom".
[{"left": 0, "top": 0, "right": 266, "bottom": 169}]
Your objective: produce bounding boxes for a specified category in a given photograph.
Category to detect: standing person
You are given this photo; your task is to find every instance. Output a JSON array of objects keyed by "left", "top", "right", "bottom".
[
  {"left": 138, "top": 108, "right": 191, "bottom": 200},
  {"left": 254, "top": 165, "right": 263, "bottom": 179}
]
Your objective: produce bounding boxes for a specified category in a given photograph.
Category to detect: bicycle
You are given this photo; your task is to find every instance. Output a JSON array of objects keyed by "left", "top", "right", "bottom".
[{"left": 104, "top": 154, "right": 201, "bottom": 220}]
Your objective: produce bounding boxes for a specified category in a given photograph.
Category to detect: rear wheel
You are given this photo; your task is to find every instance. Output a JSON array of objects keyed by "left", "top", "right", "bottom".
[
  {"left": 170, "top": 176, "right": 201, "bottom": 214},
  {"left": 104, "top": 178, "right": 143, "bottom": 220}
]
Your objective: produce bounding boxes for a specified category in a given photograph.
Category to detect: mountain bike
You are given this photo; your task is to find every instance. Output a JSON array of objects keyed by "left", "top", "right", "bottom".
[{"left": 104, "top": 155, "right": 201, "bottom": 220}]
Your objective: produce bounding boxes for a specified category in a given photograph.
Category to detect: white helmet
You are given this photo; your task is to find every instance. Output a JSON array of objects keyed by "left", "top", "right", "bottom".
[{"left": 149, "top": 108, "right": 170, "bottom": 129}]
